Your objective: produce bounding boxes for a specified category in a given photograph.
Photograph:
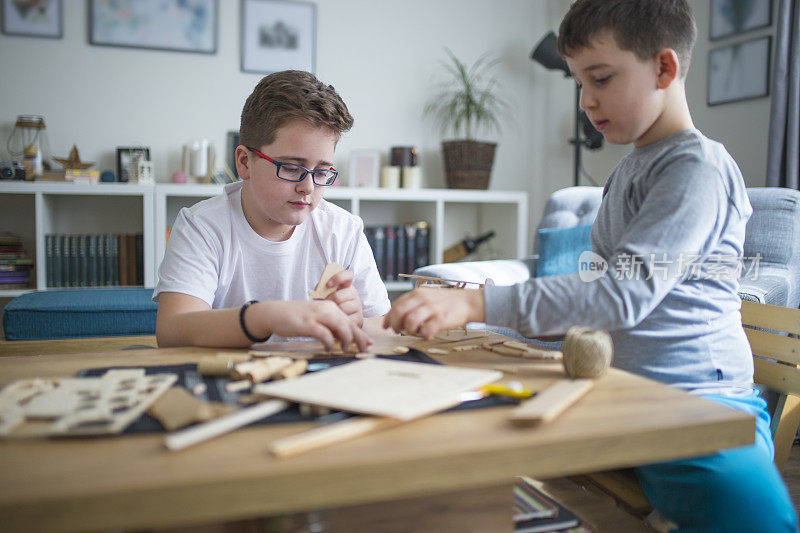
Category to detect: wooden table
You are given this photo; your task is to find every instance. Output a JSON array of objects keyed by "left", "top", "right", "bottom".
[{"left": 0, "top": 333, "right": 754, "bottom": 532}]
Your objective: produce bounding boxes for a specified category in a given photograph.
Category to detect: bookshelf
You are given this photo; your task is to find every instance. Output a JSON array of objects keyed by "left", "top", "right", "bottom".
[
  {"left": 0, "top": 181, "right": 154, "bottom": 297},
  {"left": 0, "top": 181, "right": 528, "bottom": 296}
]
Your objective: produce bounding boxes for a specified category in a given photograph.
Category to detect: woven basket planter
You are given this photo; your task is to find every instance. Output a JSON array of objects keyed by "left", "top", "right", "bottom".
[{"left": 441, "top": 140, "right": 497, "bottom": 190}]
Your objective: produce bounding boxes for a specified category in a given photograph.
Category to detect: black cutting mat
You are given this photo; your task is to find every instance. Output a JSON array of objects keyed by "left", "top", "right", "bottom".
[{"left": 77, "top": 348, "right": 518, "bottom": 434}]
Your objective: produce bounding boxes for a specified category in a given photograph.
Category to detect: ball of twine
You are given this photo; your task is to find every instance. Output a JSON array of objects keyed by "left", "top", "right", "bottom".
[{"left": 562, "top": 326, "right": 614, "bottom": 379}]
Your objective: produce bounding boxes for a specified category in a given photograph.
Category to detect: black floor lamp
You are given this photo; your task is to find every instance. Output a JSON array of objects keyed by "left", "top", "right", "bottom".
[{"left": 531, "top": 31, "right": 603, "bottom": 187}]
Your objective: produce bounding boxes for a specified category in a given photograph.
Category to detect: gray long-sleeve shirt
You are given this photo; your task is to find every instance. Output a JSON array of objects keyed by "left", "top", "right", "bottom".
[{"left": 485, "top": 129, "right": 754, "bottom": 395}]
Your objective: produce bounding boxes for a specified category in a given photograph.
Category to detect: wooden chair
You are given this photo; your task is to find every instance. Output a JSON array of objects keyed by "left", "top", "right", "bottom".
[{"left": 579, "top": 300, "right": 800, "bottom": 518}]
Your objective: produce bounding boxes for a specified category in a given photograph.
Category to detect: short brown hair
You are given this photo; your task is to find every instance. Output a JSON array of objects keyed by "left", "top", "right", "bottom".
[
  {"left": 239, "top": 70, "right": 354, "bottom": 148},
  {"left": 557, "top": 0, "right": 697, "bottom": 77}
]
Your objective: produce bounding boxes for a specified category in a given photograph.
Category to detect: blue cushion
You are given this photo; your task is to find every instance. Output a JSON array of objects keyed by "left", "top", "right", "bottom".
[
  {"left": 3, "top": 288, "right": 157, "bottom": 341},
  {"left": 535, "top": 224, "right": 593, "bottom": 277}
]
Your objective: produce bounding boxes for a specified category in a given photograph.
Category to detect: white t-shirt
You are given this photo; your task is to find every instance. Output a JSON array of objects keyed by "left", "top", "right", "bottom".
[{"left": 153, "top": 181, "right": 390, "bottom": 320}]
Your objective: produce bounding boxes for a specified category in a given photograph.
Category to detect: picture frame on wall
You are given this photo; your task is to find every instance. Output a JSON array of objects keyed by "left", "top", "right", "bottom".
[
  {"left": 710, "top": 0, "right": 772, "bottom": 40},
  {"left": 707, "top": 36, "right": 771, "bottom": 106},
  {"left": 1, "top": 0, "right": 62, "bottom": 38},
  {"left": 89, "top": 0, "right": 217, "bottom": 54},
  {"left": 348, "top": 150, "right": 380, "bottom": 188},
  {"left": 240, "top": 0, "right": 316, "bottom": 74},
  {"left": 116, "top": 147, "right": 151, "bottom": 183}
]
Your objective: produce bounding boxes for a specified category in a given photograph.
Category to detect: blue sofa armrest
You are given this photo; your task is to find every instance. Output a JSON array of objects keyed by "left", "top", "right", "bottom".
[{"left": 413, "top": 257, "right": 536, "bottom": 286}]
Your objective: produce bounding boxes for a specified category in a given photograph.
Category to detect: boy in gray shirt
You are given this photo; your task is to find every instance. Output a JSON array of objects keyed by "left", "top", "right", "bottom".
[{"left": 385, "top": 1, "right": 796, "bottom": 530}]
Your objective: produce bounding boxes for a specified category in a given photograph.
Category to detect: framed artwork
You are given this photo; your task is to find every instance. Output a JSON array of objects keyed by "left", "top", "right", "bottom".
[
  {"left": 348, "top": 150, "right": 380, "bottom": 188},
  {"left": 240, "top": 0, "right": 316, "bottom": 74},
  {"left": 708, "top": 36, "right": 771, "bottom": 106},
  {"left": 2, "top": 0, "right": 62, "bottom": 38},
  {"left": 116, "top": 146, "right": 151, "bottom": 183},
  {"left": 89, "top": 0, "right": 217, "bottom": 54},
  {"left": 710, "top": 0, "right": 772, "bottom": 40}
]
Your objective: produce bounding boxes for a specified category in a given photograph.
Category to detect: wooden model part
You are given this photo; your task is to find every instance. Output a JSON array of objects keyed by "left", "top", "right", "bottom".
[
  {"left": 481, "top": 340, "right": 562, "bottom": 360},
  {"left": 147, "top": 387, "right": 234, "bottom": 432},
  {"left": 269, "top": 415, "right": 403, "bottom": 458},
  {"left": 399, "top": 273, "right": 485, "bottom": 289},
  {"left": 232, "top": 357, "right": 294, "bottom": 383},
  {"left": 308, "top": 262, "right": 345, "bottom": 300},
  {"left": 510, "top": 379, "right": 593, "bottom": 425},
  {"left": 0, "top": 369, "right": 176, "bottom": 438},
  {"left": 274, "top": 359, "right": 309, "bottom": 380}
]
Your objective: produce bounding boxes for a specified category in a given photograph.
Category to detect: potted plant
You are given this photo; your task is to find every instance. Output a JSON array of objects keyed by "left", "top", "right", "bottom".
[{"left": 425, "top": 48, "right": 510, "bottom": 190}]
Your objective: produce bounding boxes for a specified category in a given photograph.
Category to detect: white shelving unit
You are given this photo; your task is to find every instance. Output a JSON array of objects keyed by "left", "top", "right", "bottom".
[
  {"left": 0, "top": 181, "right": 154, "bottom": 297},
  {"left": 1, "top": 181, "right": 528, "bottom": 296}
]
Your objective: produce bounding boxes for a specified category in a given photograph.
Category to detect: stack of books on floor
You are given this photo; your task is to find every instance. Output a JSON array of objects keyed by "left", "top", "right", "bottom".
[
  {"left": 514, "top": 476, "right": 594, "bottom": 532},
  {"left": 45, "top": 233, "right": 143, "bottom": 288},
  {"left": 0, "top": 231, "right": 33, "bottom": 289},
  {"left": 364, "top": 222, "right": 430, "bottom": 281}
]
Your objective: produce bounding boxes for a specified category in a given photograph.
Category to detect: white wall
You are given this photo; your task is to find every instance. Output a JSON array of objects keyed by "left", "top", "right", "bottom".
[{"left": 0, "top": 0, "right": 778, "bottom": 257}]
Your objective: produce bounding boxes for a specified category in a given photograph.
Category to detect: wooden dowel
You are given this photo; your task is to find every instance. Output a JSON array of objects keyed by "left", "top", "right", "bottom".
[
  {"left": 268, "top": 416, "right": 403, "bottom": 458},
  {"left": 510, "top": 379, "right": 593, "bottom": 425},
  {"left": 165, "top": 400, "right": 288, "bottom": 451}
]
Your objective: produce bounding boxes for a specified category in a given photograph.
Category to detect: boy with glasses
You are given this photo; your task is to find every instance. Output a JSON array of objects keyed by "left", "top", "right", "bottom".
[
  {"left": 154, "top": 70, "right": 389, "bottom": 351},
  {"left": 385, "top": 0, "right": 797, "bottom": 530}
]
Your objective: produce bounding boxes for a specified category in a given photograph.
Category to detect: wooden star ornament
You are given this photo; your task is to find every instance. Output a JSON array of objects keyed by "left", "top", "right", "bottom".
[{"left": 54, "top": 145, "right": 94, "bottom": 170}]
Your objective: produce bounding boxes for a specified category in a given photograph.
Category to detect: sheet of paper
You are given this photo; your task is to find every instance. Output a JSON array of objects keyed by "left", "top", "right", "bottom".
[{"left": 254, "top": 359, "right": 501, "bottom": 420}]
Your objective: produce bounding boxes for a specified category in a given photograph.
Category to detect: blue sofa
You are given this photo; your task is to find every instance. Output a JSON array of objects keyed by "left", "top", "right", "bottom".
[
  {"left": 415, "top": 186, "right": 800, "bottom": 338},
  {"left": 3, "top": 288, "right": 157, "bottom": 341}
]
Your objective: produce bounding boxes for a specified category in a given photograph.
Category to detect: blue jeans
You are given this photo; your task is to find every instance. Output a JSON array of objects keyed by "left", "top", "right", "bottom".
[{"left": 635, "top": 391, "right": 798, "bottom": 532}]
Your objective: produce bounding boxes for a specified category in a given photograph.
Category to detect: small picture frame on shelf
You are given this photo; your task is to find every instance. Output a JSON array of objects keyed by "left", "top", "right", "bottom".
[
  {"left": 89, "top": 0, "right": 217, "bottom": 54},
  {"left": 707, "top": 36, "right": 771, "bottom": 106},
  {"left": 240, "top": 0, "right": 316, "bottom": 74},
  {"left": 348, "top": 150, "right": 380, "bottom": 188},
  {"left": 2, "top": 0, "right": 62, "bottom": 38},
  {"left": 710, "top": 0, "right": 772, "bottom": 40},
  {"left": 116, "top": 147, "right": 151, "bottom": 183}
]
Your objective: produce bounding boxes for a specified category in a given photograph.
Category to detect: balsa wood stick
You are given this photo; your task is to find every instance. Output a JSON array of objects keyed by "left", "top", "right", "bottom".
[
  {"left": 510, "top": 379, "right": 593, "bottom": 425},
  {"left": 165, "top": 399, "right": 288, "bottom": 451},
  {"left": 268, "top": 416, "right": 403, "bottom": 458}
]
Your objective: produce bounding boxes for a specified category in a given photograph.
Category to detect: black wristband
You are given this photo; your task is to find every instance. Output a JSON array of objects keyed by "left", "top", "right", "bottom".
[{"left": 239, "top": 300, "right": 270, "bottom": 343}]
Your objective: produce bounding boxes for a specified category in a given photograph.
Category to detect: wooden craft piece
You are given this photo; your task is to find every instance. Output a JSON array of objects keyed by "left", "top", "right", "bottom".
[
  {"left": 0, "top": 369, "right": 176, "bottom": 437},
  {"left": 225, "top": 380, "right": 252, "bottom": 393},
  {"left": 232, "top": 357, "right": 294, "bottom": 383},
  {"left": 147, "top": 387, "right": 234, "bottom": 432},
  {"left": 214, "top": 352, "right": 252, "bottom": 363},
  {"left": 269, "top": 416, "right": 403, "bottom": 458},
  {"left": 398, "top": 273, "right": 487, "bottom": 289},
  {"left": 165, "top": 399, "right": 289, "bottom": 451},
  {"left": 354, "top": 352, "right": 374, "bottom": 359},
  {"left": 197, "top": 357, "right": 234, "bottom": 376},
  {"left": 393, "top": 346, "right": 410, "bottom": 354},
  {"left": 275, "top": 359, "right": 308, "bottom": 380},
  {"left": 254, "top": 359, "right": 501, "bottom": 421},
  {"left": 510, "top": 379, "right": 593, "bottom": 425},
  {"left": 308, "top": 262, "right": 345, "bottom": 300},
  {"left": 452, "top": 344, "right": 478, "bottom": 352},
  {"left": 426, "top": 348, "right": 449, "bottom": 355},
  {"left": 435, "top": 329, "right": 488, "bottom": 342}
]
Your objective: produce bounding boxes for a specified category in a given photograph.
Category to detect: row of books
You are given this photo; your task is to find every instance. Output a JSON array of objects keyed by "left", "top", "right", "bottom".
[
  {"left": 514, "top": 476, "right": 592, "bottom": 532},
  {"left": 364, "top": 222, "right": 430, "bottom": 281},
  {"left": 45, "top": 233, "right": 143, "bottom": 288},
  {"left": 0, "top": 231, "right": 33, "bottom": 289}
]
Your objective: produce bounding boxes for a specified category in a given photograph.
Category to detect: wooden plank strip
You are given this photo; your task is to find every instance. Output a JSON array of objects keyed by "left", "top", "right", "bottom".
[
  {"left": 510, "top": 379, "right": 593, "bottom": 425},
  {"left": 773, "top": 394, "right": 800, "bottom": 470},
  {"left": 164, "top": 400, "right": 288, "bottom": 451},
  {"left": 741, "top": 300, "right": 800, "bottom": 336},
  {"left": 744, "top": 328, "right": 800, "bottom": 365},
  {"left": 268, "top": 416, "right": 403, "bottom": 458}
]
